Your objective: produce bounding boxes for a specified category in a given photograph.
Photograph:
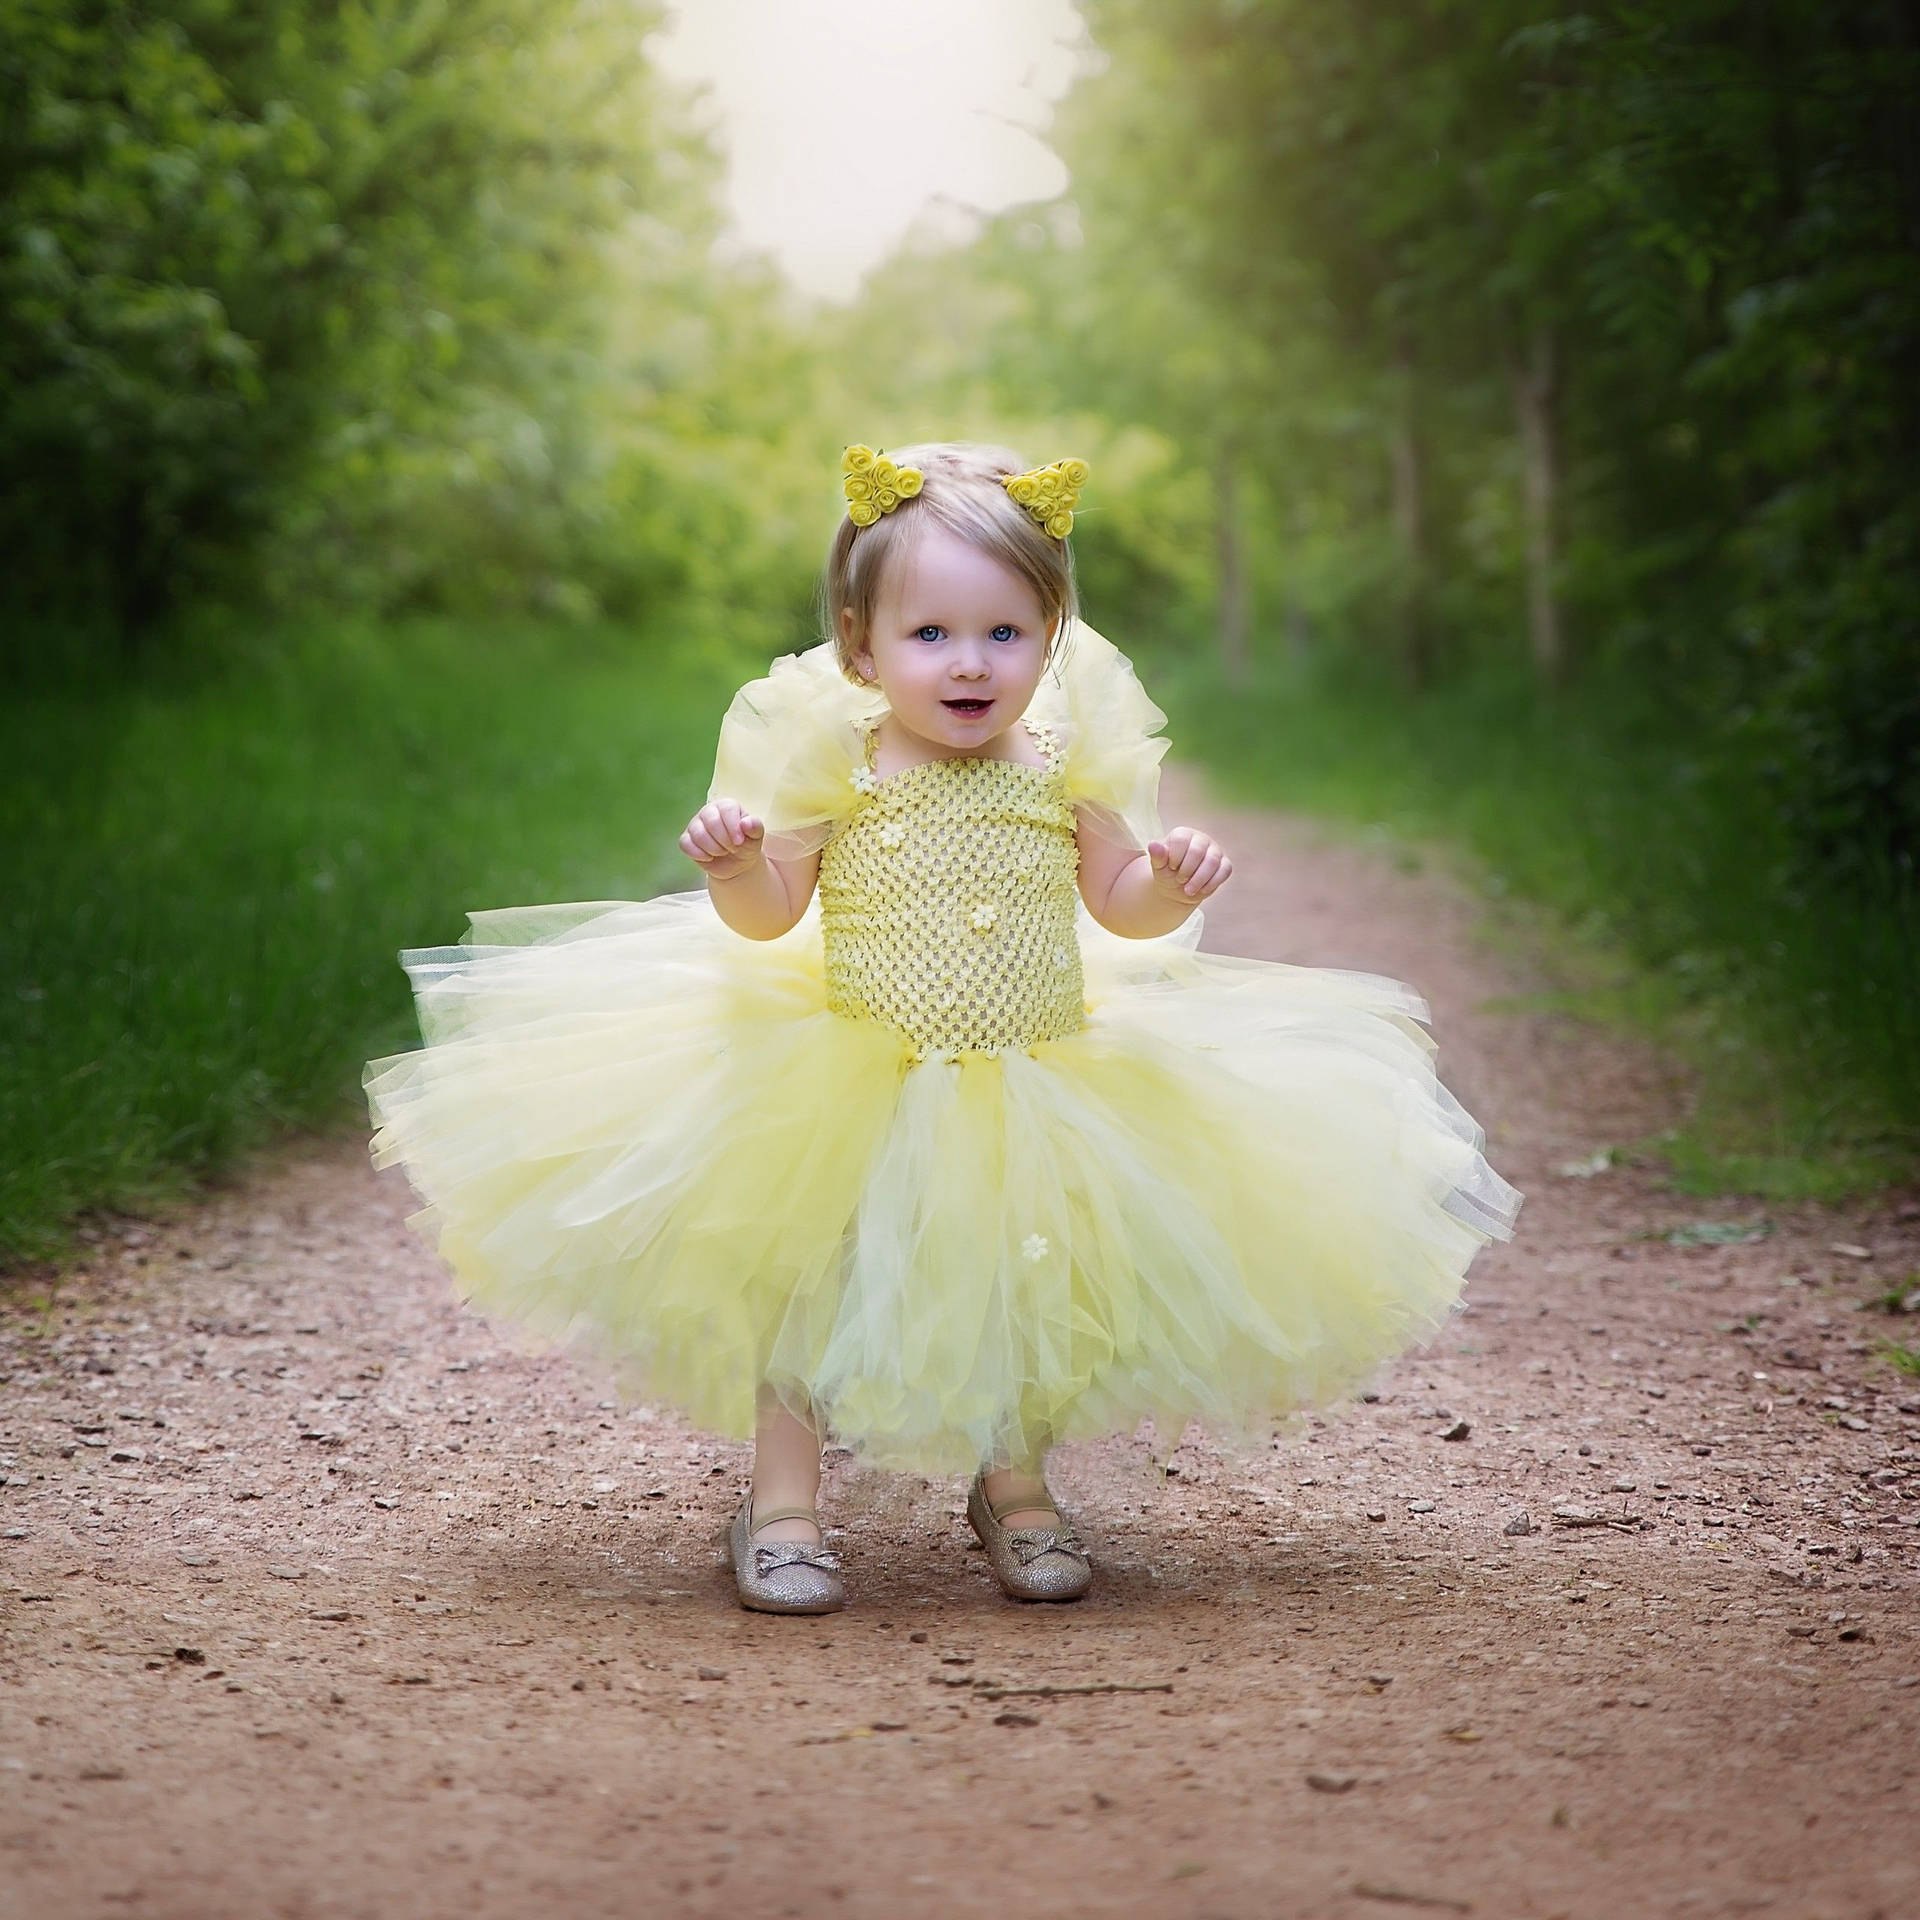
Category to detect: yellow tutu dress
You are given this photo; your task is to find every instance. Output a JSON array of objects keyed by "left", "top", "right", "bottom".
[{"left": 365, "top": 627, "right": 1520, "bottom": 1474}]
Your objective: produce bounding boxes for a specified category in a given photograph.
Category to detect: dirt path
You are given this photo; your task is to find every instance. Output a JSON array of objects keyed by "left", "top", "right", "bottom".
[{"left": 5, "top": 778, "right": 1919, "bottom": 1920}]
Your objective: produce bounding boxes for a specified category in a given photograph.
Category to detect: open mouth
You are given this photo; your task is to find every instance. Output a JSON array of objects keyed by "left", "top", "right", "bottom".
[{"left": 942, "top": 698, "right": 993, "bottom": 716}]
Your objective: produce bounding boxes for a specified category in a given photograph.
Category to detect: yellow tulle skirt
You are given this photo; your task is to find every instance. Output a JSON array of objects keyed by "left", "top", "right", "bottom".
[{"left": 365, "top": 895, "right": 1520, "bottom": 1474}]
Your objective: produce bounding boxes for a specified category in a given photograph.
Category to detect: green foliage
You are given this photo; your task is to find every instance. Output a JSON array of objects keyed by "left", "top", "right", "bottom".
[
  {"left": 5, "top": 0, "right": 1916, "bottom": 1247},
  {"left": 1148, "top": 644, "right": 1920, "bottom": 1192},
  {"left": 0, "top": 618, "right": 730, "bottom": 1261},
  {"left": 1052, "top": 1, "right": 1920, "bottom": 858},
  {"left": 0, "top": 0, "right": 776, "bottom": 657}
]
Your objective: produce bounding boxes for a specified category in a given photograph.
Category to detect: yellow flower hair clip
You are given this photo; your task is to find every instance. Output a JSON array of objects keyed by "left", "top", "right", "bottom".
[
  {"left": 1003, "top": 457, "right": 1089, "bottom": 540},
  {"left": 842, "top": 445, "right": 924, "bottom": 527}
]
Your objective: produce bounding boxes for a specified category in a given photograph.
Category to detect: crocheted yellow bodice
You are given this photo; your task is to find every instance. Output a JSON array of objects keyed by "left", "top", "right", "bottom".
[{"left": 819, "top": 720, "right": 1085, "bottom": 1060}]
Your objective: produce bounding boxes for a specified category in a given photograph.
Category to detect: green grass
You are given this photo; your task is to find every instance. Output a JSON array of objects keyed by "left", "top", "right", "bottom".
[
  {"left": 1, "top": 618, "right": 737, "bottom": 1263},
  {"left": 1147, "top": 647, "right": 1920, "bottom": 1200},
  {"left": 9, "top": 614, "right": 1914, "bottom": 1264}
]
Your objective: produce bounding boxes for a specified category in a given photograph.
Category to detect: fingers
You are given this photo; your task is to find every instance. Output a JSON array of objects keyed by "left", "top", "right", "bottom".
[
  {"left": 1183, "top": 847, "right": 1232, "bottom": 898},
  {"left": 680, "top": 800, "right": 764, "bottom": 869},
  {"left": 1155, "top": 828, "right": 1232, "bottom": 898}
]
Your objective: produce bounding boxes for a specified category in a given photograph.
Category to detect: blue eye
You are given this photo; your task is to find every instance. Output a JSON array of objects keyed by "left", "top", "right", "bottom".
[
  {"left": 990, "top": 624, "right": 1018, "bottom": 643},
  {"left": 915, "top": 625, "right": 943, "bottom": 642}
]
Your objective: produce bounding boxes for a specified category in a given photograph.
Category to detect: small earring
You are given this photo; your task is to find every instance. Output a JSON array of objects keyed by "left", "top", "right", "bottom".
[{"left": 858, "top": 662, "right": 875, "bottom": 681}]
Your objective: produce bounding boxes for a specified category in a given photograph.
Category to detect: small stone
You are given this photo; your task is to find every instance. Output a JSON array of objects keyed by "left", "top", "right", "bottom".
[
  {"left": 1306, "top": 1771, "right": 1357, "bottom": 1793},
  {"left": 1368, "top": 1674, "right": 1394, "bottom": 1689},
  {"left": 1503, "top": 1512, "right": 1533, "bottom": 1537},
  {"left": 177, "top": 1550, "right": 214, "bottom": 1566},
  {"left": 108, "top": 1448, "right": 144, "bottom": 1464},
  {"left": 373, "top": 1496, "right": 399, "bottom": 1510},
  {"left": 1839, "top": 1416, "right": 1869, "bottom": 1432},
  {"left": 696, "top": 1666, "right": 728, "bottom": 1681},
  {"left": 1365, "top": 1508, "right": 1387, "bottom": 1524},
  {"left": 1407, "top": 1500, "right": 1436, "bottom": 1514},
  {"left": 1439, "top": 1420, "right": 1472, "bottom": 1442},
  {"left": 1, "top": 1527, "right": 26, "bottom": 1541},
  {"left": 1786, "top": 1625, "right": 1816, "bottom": 1638},
  {"left": 1576, "top": 1443, "right": 1592, "bottom": 1457},
  {"left": 994, "top": 1711, "right": 1039, "bottom": 1728},
  {"left": 1837, "top": 1626, "right": 1870, "bottom": 1643},
  {"left": 267, "top": 1565, "right": 305, "bottom": 1580},
  {"left": 909, "top": 1630, "right": 928, "bottom": 1643},
  {"left": 1692, "top": 1444, "right": 1713, "bottom": 1456},
  {"left": 1611, "top": 1480, "right": 1637, "bottom": 1494},
  {"left": 1830, "top": 1243, "right": 1873, "bottom": 1260},
  {"left": 592, "top": 1479, "right": 617, "bottom": 1494},
  {"left": 312, "top": 1610, "right": 351, "bottom": 1623}
]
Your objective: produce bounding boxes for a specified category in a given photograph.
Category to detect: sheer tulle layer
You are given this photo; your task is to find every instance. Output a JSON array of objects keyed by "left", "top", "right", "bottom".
[{"left": 366, "top": 894, "right": 1520, "bottom": 1474}]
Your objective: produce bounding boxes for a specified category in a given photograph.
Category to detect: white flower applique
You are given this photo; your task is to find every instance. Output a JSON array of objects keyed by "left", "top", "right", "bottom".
[
  {"left": 1051, "top": 946, "right": 1072, "bottom": 971},
  {"left": 1020, "top": 1234, "right": 1050, "bottom": 1264},
  {"left": 969, "top": 902, "right": 998, "bottom": 933},
  {"left": 849, "top": 765, "right": 878, "bottom": 796},
  {"left": 877, "top": 820, "right": 905, "bottom": 850}
]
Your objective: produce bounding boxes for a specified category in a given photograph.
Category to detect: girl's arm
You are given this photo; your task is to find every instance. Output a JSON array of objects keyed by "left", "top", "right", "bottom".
[
  {"left": 1077, "top": 816, "right": 1233, "bottom": 938},
  {"left": 681, "top": 799, "right": 819, "bottom": 939}
]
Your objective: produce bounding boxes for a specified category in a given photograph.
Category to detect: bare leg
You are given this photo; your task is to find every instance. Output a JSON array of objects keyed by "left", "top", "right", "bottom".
[
  {"left": 751, "top": 1387, "right": 823, "bottom": 1545},
  {"left": 981, "top": 1457, "right": 1058, "bottom": 1532}
]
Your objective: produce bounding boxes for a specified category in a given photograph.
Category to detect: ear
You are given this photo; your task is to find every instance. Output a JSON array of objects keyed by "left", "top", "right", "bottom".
[{"left": 840, "top": 606, "right": 875, "bottom": 681}]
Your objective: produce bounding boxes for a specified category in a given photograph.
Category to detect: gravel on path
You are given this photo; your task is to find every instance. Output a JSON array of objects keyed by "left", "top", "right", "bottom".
[{"left": 3, "top": 778, "right": 1917, "bottom": 1920}]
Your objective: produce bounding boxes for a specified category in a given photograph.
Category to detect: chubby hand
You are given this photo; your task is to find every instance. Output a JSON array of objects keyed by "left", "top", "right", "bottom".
[
  {"left": 1146, "top": 826, "right": 1233, "bottom": 903},
  {"left": 680, "top": 798, "right": 765, "bottom": 881}
]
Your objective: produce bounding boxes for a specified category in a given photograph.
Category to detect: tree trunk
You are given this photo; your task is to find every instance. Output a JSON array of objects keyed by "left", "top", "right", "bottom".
[
  {"left": 1511, "top": 323, "right": 1564, "bottom": 686},
  {"left": 1216, "top": 440, "right": 1248, "bottom": 686},
  {"left": 1285, "top": 594, "right": 1312, "bottom": 664},
  {"left": 1388, "top": 336, "right": 1431, "bottom": 689}
]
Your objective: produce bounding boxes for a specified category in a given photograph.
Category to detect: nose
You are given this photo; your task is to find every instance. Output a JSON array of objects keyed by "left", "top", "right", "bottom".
[{"left": 950, "top": 641, "right": 992, "bottom": 680}]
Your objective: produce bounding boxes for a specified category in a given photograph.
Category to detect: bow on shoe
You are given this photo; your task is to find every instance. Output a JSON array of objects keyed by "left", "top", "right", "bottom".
[
  {"left": 753, "top": 1540, "right": 843, "bottom": 1577},
  {"left": 1007, "top": 1528, "right": 1088, "bottom": 1567}
]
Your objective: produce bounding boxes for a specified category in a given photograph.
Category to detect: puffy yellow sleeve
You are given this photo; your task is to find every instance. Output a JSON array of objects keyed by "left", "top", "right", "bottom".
[
  {"left": 709, "top": 643, "right": 884, "bottom": 860},
  {"left": 1031, "top": 622, "right": 1168, "bottom": 849}
]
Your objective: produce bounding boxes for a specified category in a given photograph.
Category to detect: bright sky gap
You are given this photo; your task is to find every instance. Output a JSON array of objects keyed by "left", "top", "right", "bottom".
[{"left": 652, "top": 0, "right": 1088, "bottom": 301}]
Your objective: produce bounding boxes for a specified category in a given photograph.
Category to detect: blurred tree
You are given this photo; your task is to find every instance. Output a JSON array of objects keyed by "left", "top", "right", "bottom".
[
  {"left": 1039, "top": 0, "right": 1919, "bottom": 865},
  {"left": 0, "top": 0, "right": 722, "bottom": 663}
]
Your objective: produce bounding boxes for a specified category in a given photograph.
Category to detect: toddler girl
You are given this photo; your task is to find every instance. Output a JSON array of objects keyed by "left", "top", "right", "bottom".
[{"left": 367, "top": 441, "right": 1520, "bottom": 1614}]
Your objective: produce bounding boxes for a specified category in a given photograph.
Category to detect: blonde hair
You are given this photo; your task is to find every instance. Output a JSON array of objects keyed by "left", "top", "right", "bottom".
[{"left": 820, "top": 442, "right": 1078, "bottom": 682}]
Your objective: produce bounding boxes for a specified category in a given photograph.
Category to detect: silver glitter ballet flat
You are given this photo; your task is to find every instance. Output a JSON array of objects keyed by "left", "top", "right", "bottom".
[
  {"left": 728, "top": 1499, "right": 846, "bottom": 1615},
  {"left": 966, "top": 1471, "right": 1092, "bottom": 1603}
]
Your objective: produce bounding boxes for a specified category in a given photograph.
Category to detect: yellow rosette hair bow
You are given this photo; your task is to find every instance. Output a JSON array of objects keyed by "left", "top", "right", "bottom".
[
  {"left": 1002, "top": 457, "right": 1088, "bottom": 539},
  {"left": 842, "top": 445, "right": 924, "bottom": 527}
]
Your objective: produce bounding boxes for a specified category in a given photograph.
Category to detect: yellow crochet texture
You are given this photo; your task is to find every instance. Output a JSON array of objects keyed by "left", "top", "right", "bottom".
[{"left": 819, "top": 720, "right": 1086, "bottom": 1060}]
